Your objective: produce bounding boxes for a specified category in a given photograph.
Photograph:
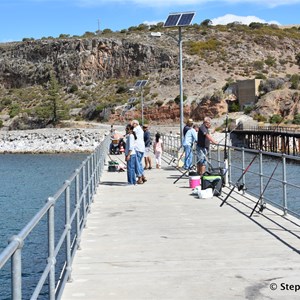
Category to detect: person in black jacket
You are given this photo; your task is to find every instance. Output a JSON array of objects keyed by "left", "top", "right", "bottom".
[
  {"left": 196, "top": 117, "right": 218, "bottom": 175},
  {"left": 143, "top": 124, "right": 152, "bottom": 170}
]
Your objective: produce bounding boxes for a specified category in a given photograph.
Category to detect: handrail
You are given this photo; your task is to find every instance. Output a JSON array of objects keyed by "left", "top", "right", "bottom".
[
  {"left": 161, "top": 134, "right": 300, "bottom": 219},
  {"left": 234, "top": 125, "right": 300, "bottom": 134},
  {"left": 0, "top": 134, "right": 110, "bottom": 300}
]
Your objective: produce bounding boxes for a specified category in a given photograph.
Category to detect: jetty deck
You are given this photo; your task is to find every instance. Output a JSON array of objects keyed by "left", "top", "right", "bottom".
[{"left": 62, "top": 157, "right": 300, "bottom": 300}]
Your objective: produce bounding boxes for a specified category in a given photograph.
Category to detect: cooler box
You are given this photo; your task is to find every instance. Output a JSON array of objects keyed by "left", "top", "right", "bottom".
[
  {"left": 108, "top": 160, "right": 119, "bottom": 172},
  {"left": 201, "top": 175, "right": 222, "bottom": 196}
]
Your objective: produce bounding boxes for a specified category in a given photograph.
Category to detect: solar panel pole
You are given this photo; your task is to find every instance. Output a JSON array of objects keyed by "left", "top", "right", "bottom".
[
  {"left": 179, "top": 26, "right": 184, "bottom": 145},
  {"left": 141, "top": 87, "right": 144, "bottom": 125},
  {"left": 164, "top": 12, "right": 195, "bottom": 146}
]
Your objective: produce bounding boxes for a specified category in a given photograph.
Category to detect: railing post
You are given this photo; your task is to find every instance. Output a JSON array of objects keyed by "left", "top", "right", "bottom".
[
  {"left": 47, "top": 197, "right": 56, "bottom": 300},
  {"left": 282, "top": 154, "right": 288, "bottom": 215},
  {"left": 75, "top": 171, "right": 81, "bottom": 250},
  {"left": 65, "top": 181, "right": 72, "bottom": 282},
  {"left": 87, "top": 158, "right": 91, "bottom": 206},
  {"left": 259, "top": 150, "right": 264, "bottom": 208},
  {"left": 241, "top": 148, "right": 245, "bottom": 194},
  {"left": 82, "top": 162, "right": 87, "bottom": 226},
  {"left": 10, "top": 236, "right": 23, "bottom": 300}
]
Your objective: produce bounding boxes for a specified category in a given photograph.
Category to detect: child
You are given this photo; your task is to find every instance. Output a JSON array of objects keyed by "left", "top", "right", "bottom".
[{"left": 153, "top": 132, "right": 163, "bottom": 169}]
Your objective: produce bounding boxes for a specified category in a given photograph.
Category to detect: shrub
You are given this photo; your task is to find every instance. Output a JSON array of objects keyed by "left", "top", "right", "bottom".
[
  {"left": 253, "top": 60, "right": 264, "bottom": 70},
  {"left": 228, "top": 102, "right": 240, "bottom": 112},
  {"left": 116, "top": 86, "right": 127, "bottom": 94},
  {"left": 155, "top": 100, "right": 164, "bottom": 107},
  {"left": 292, "top": 114, "right": 300, "bottom": 124},
  {"left": 259, "top": 78, "right": 285, "bottom": 93},
  {"left": 269, "top": 114, "right": 283, "bottom": 124},
  {"left": 69, "top": 84, "right": 78, "bottom": 93},
  {"left": 174, "top": 95, "right": 187, "bottom": 105},
  {"left": 9, "top": 104, "right": 21, "bottom": 118},
  {"left": 244, "top": 105, "right": 254, "bottom": 115},
  {"left": 290, "top": 74, "right": 300, "bottom": 89},
  {"left": 264, "top": 56, "right": 276, "bottom": 67},
  {"left": 253, "top": 114, "right": 267, "bottom": 122}
]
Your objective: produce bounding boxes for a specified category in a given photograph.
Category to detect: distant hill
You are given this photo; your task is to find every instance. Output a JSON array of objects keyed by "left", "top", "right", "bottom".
[{"left": 0, "top": 22, "right": 300, "bottom": 129}]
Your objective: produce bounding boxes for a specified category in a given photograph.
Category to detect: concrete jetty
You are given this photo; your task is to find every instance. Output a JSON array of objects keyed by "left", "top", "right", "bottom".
[{"left": 62, "top": 156, "right": 300, "bottom": 300}]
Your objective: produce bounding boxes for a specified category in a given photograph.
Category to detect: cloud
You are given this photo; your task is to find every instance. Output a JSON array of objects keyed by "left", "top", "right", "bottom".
[{"left": 211, "top": 14, "right": 281, "bottom": 25}]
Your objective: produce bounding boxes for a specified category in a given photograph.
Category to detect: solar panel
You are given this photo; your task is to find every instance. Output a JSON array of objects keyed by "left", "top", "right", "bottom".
[
  {"left": 134, "top": 80, "right": 148, "bottom": 88},
  {"left": 134, "top": 80, "right": 142, "bottom": 87},
  {"left": 140, "top": 80, "right": 148, "bottom": 87},
  {"left": 177, "top": 13, "right": 195, "bottom": 26},
  {"left": 164, "top": 14, "right": 181, "bottom": 27},
  {"left": 164, "top": 12, "right": 195, "bottom": 27}
]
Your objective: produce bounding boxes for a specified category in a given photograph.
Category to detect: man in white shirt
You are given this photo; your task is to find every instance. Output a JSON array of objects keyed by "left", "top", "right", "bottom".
[{"left": 131, "top": 120, "right": 147, "bottom": 184}]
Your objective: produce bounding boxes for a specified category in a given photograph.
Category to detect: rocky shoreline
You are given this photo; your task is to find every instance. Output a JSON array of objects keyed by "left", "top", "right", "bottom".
[
  {"left": 0, "top": 128, "right": 108, "bottom": 154},
  {"left": 0, "top": 119, "right": 230, "bottom": 154}
]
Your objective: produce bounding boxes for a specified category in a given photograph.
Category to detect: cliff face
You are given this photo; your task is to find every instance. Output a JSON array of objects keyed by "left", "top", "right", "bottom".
[
  {"left": 0, "top": 38, "right": 175, "bottom": 88},
  {"left": 1, "top": 26, "right": 300, "bottom": 127}
]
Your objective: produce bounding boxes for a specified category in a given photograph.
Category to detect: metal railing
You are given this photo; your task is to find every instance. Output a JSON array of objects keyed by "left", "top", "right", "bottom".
[
  {"left": 161, "top": 134, "right": 300, "bottom": 219},
  {"left": 0, "top": 135, "right": 110, "bottom": 300}
]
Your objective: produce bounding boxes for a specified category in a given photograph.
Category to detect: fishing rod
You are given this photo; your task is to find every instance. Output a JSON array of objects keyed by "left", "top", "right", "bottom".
[
  {"left": 249, "top": 160, "right": 280, "bottom": 217},
  {"left": 220, "top": 153, "right": 259, "bottom": 207},
  {"left": 173, "top": 143, "right": 196, "bottom": 184},
  {"left": 108, "top": 153, "right": 127, "bottom": 169},
  {"left": 223, "top": 101, "right": 230, "bottom": 185}
]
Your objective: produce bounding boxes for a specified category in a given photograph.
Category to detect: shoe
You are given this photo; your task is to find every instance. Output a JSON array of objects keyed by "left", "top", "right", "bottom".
[
  {"left": 148, "top": 167, "right": 152, "bottom": 170},
  {"left": 137, "top": 177, "right": 144, "bottom": 184},
  {"left": 142, "top": 175, "right": 147, "bottom": 183}
]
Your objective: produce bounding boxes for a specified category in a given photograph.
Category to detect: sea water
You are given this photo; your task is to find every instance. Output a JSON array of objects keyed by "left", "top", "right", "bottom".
[{"left": 0, "top": 153, "right": 88, "bottom": 300}]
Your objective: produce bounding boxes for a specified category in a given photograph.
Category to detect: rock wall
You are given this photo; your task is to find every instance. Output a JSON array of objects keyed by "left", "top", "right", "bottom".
[{"left": 0, "top": 38, "right": 175, "bottom": 88}]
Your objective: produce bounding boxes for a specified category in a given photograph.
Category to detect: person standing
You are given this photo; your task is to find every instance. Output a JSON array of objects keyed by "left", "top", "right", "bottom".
[
  {"left": 182, "top": 124, "right": 198, "bottom": 170},
  {"left": 131, "top": 120, "right": 147, "bottom": 184},
  {"left": 143, "top": 124, "right": 152, "bottom": 170},
  {"left": 153, "top": 132, "right": 163, "bottom": 169},
  {"left": 196, "top": 117, "right": 218, "bottom": 175},
  {"left": 183, "top": 119, "right": 194, "bottom": 137},
  {"left": 124, "top": 124, "right": 137, "bottom": 185}
]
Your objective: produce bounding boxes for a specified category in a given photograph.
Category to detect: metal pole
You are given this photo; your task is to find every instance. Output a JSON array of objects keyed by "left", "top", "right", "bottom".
[
  {"left": 141, "top": 88, "right": 144, "bottom": 125},
  {"left": 11, "top": 236, "right": 23, "bottom": 300},
  {"left": 179, "top": 27, "right": 184, "bottom": 145},
  {"left": 65, "top": 181, "right": 72, "bottom": 282},
  {"left": 47, "top": 197, "right": 56, "bottom": 300}
]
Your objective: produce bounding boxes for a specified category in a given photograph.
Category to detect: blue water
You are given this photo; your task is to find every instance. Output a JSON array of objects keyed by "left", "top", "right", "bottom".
[
  {"left": 0, "top": 153, "right": 88, "bottom": 300},
  {"left": 210, "top": 152, "right": 300, "bottom": 215}
]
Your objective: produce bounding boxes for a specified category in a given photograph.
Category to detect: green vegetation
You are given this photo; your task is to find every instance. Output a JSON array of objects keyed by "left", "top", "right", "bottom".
[
  {"left": 292, "top": 114, "right": 300, "bottom": 124},
  {"left": 186, "top": 39, "right": 222, "bottom": 56},
  {"left": 269, "top": 114, "right": 283, "bottom": 124}
]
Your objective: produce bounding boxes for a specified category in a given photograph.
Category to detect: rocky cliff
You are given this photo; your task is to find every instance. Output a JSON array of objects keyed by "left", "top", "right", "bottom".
[{"left": 1, "top": 25, "right": 300, "bottom": 128}]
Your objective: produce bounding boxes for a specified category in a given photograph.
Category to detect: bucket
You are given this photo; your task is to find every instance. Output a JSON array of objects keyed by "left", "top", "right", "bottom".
[{"left": 189, "top": 175, "right": 201, "bottom": 188}]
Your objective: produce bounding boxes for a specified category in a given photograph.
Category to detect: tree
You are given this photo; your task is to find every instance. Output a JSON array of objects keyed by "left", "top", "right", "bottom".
[
  {"left": 200, "top": 19, "right": 212, "bottom": 27},
  {"left": 48, "top": 72, "right": 60, "bottom": 125}
]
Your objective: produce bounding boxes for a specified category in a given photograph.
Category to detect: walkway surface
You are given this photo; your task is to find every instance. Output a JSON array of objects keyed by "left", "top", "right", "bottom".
[{"left": 62, "top": 155, "right": 300, "bottom": 300}]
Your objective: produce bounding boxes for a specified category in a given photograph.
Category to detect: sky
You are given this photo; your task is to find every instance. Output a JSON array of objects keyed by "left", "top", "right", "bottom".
[{"left": 1, "top": 0, "right": 300, "bottom": 43}]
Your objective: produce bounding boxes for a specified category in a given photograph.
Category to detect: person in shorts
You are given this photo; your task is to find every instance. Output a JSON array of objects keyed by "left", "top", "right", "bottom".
[{"left": 143, "top": 124, "right": 152, "bottom": 170}]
